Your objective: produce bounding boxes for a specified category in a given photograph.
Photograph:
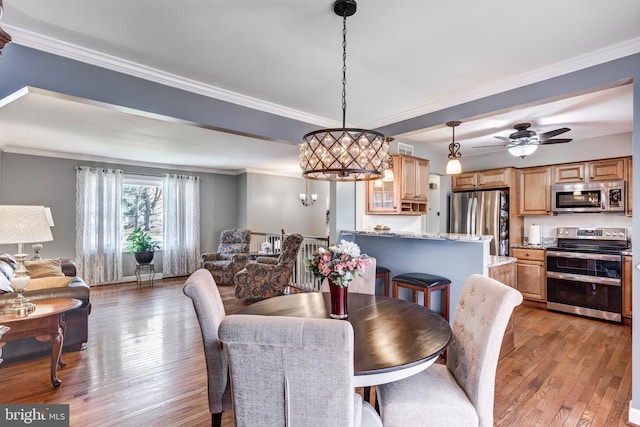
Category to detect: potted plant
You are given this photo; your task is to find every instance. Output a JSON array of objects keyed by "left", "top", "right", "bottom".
[{"left": 127, "top": 227, "right": 160, "bottom": 264}]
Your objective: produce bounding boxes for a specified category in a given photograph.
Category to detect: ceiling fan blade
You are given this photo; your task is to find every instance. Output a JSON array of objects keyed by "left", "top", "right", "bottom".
[
  {"left": 539, "top": 138, "right": 572, "bottom": 145},
  {"left": 473, "top": 143, "right": 509, "bottom": 148},
  {"left": 540, "top": 127, "right": 571, "bottom": 140},
  {"left": 494, "top": 136, "right": 511, "bottom": 142}
]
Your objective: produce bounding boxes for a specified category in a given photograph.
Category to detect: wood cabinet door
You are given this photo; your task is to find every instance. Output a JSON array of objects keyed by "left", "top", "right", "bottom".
[
  {"left": 588, "top": 158, "right": 625, "bottom": 181},
  {"left": 478, "top": 168, "right": 511, "bottom": 189},
  {"left": 516, "top": 260, "right": 546, "bottom": 301},
  {"left": 366, "top": 179, "right": 398, "bottom": 214},
  {"left": 414, "top": 158, "right": 429, "bottom": 201},
  {"left": 489, "top": 262, "right": 516, "bottom": 288},
  {"left": 519, "top": 167, "right": 551, "bottom": 215},
  {"left": 452, "top": 172, "right": 478, "bottom": 191},
  {"left": 400, "top": 156, "right": 417, "bottom": 200},
  {"left": 552, "top": 163, "right": 585, "bottom": 184},
  {"left": 623, "top": 255, "right": 632, "bottom": 319}
]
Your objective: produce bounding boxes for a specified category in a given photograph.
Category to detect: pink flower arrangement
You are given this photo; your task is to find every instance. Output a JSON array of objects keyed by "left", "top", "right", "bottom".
[{"left": 304, "top": 240, "right": 370, "bottom": 288}]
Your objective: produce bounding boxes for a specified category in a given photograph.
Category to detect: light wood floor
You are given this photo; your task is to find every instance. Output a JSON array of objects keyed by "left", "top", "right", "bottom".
[{"left": 0, "top": 277, "right": 633, "bottom": 426}]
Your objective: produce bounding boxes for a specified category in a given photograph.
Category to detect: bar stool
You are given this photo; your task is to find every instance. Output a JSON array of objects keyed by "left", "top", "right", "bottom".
[
  {"left": 375, "top": 266, "right": 390, "bottom": 296},
  {"left": 391, "top": 273, "right": 450, "bottom": 321}
]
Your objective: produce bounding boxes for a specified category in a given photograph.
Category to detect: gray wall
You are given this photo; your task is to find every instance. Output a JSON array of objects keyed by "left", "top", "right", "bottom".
[
  {"left": 245, "top": 173, "right": 329, "bottom": 237},
  {"left": 0, "top": 153, "right": 328, "bottom": 272}
]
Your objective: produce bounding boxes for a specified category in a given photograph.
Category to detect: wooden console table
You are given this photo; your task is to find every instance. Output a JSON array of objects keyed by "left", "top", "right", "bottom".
[{"left": 0, "top": 298, "right": 81, "bottom": 387}]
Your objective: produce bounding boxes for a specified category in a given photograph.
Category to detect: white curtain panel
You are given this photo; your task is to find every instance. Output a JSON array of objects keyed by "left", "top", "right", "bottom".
[
  {"left": 163, "top": 174, "right": 201, "bottom": 277},
  {"left": 75, "top": 167, "right": 123, "bottom": 284}
]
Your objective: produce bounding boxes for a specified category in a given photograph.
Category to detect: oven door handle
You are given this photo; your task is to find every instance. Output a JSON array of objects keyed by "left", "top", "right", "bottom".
[
  {"left": 546, "top": 251, "right": 621, "bottom": 262},
  {"left": 547, "top": 271, "right": 621, "bottom": 286}
]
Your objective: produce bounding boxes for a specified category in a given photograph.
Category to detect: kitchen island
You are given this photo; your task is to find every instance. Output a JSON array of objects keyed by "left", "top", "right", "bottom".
[{"left": 340, "top": 230, "right": 494, "bottom": 322}]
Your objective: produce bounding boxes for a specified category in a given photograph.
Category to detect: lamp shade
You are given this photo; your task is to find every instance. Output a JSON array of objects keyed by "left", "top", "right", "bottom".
[
  {"left": 446, "top": 158, "right": 462, "bottom": 175},
  {"left": 0, "top": 206, "right": 54, "bottom": 246},
  {"left": 44, "top": 207, "right": 55, "bottom": 227}
]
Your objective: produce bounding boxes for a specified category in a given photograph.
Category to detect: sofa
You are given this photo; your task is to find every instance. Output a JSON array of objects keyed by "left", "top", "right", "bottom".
[{"left": 0, "top": 254, "right": 91, "bottom": 362}]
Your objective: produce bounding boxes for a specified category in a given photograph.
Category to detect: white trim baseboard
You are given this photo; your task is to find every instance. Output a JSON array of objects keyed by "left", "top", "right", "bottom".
[{"left": 629, "top": 401, "right": 640, "bottom": 426}]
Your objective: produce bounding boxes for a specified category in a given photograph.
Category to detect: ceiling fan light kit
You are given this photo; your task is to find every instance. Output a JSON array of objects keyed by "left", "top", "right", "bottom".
[
  {"left": 508, "top": 144, "right": 538, "bottom": 158},
  {"left": 299, "top": 0, "right": 390, "bottom": 182},
  {"left": 485, "top": 122, "right": 573, "bottom": 159},
  {"left": 445, "top": 121, "right": 463, "bottom": 175}
]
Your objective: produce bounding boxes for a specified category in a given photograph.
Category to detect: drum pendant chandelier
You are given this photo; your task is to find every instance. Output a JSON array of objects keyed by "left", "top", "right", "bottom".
[{"left": 299, "top": 0, "right": 390, "bottom": 181}]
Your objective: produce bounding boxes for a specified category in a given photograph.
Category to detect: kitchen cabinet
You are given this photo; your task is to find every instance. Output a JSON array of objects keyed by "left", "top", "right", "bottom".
[
  {"left": 513, "top": 247, "right": 546, "bottom": 302},
  {"left": 489, "top": 260, "right": 517, "bottom": 358},
  {"left": 623, "top": 255, "right": 632, "bottom": 321},
  {"left": 366, "top": 154, "right": 428, "bottom": 215},
  {"left": 519, "top": 167, "right": 551, "bottom": 215},
  {"left": 452, "top": 167, "right": 514, "bottom": 191},
  {"left": 489, "top": 260, "right": 516, "bottom": 288},
  {"left": 552, "top": 158, "right": 625, "bottom": 184}
]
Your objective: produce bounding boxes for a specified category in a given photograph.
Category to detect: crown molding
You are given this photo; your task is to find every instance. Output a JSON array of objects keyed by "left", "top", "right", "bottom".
[
  {"left": 5, "top": 25, "right": 639, "bottom": 135},
  {"left": 1, "top": 146, "right": 240, "bottom": 175},
  {"left": 364, "top": 37, "right": 640, "bottom": 130},
  {"left": 4, "top": 25, "right": 338, "bottom": 129}
]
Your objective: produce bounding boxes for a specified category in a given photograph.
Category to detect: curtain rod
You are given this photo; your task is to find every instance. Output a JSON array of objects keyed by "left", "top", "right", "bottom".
[{"left": 76, "top": 166, "right": 199, "bottom": 180}]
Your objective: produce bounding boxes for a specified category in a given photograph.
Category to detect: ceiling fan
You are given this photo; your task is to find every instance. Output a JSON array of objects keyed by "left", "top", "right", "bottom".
[{"left": 480, "top": 123, "right": 572, "bottom": 158}]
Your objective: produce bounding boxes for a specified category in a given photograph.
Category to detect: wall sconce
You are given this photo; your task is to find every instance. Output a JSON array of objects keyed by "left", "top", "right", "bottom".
[
  {"left": 299, "top": 180, "right": 318, "bottom": 207},
  {"left": 445, "top": 121, "right": 462, "bottom": 175}
]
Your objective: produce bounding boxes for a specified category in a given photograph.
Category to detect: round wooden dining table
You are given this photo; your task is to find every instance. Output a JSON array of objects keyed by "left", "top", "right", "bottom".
[{"left": 239, "top": 292, "right": 452, "bottom": 387}]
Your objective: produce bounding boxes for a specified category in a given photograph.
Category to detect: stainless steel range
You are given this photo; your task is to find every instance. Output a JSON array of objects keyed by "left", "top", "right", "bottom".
[{"left": 546, "top": 227, "right": 628, "bottom": 322}]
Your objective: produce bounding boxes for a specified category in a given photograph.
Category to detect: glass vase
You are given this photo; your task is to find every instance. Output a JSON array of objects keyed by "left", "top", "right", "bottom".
[{"left": 328, "top": 278, "right": 348, "bottom": 319}]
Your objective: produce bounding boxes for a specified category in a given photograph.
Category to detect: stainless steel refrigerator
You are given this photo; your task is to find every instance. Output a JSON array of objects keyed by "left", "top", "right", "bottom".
[{"left": 449, "top": 190, "right": 509, "bottom": 256}]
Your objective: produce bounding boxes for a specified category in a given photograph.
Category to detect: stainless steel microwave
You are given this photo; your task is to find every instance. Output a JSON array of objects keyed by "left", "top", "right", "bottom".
[{"left": 551, "top": 181, "right": 625, "bottom": 213}]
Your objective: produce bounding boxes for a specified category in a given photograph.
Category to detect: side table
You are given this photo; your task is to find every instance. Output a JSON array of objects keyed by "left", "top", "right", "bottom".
[
  {"left": 136, "top": 261, "right": 155, "bottom": 287},
  {"left": 0, "top": 298, "right": 82, "bottom": 387}
]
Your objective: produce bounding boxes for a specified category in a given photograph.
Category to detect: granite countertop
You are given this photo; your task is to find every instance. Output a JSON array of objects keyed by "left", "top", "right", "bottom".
[
  {"left": 342, "top": 230, "right": 494, "bottom": 242},
  {"left": 511, "top": 244, "right": 549, "bottom": 249},
  {"left": 488, "top": 256, "right": 517, "bottom": 267}
]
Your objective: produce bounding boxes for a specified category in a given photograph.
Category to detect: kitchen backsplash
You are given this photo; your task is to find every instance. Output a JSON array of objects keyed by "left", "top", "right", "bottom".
[
  {"left": 362, "top": 215, "right": 422, "bottom": 233},
  {"left": 524, "top": 213, "right": 632, "bottom": 242}
]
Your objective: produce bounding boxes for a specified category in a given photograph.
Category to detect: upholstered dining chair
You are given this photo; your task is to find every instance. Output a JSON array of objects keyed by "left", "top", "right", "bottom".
[
  {"left": 201, "top": 228, "right": 251, "bottom": 286},
  {"left": 219, "top": 314, "right": 382, "bottom": 427},
  {"left": 234, "top": 233, "right": 304, "bottom": 300},
  {"left": 376, "top": 274, "right": 523, "bottom": 427},
  {"left": 182, "top": 269, "right": 233, "bottom": 427}
]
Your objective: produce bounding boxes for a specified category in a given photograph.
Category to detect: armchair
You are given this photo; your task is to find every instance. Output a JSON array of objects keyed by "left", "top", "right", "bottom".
[
  {"left": 201, "top": 229, "right": 251, "bottom": 286},
  {"left": 234, "top": 233, "right": 303, "bottom": 300}
]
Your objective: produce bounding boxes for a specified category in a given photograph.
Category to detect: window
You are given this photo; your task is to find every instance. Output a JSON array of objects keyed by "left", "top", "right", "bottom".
[{"left": 122, "top": 175, "right": 163, "bottom": 251}]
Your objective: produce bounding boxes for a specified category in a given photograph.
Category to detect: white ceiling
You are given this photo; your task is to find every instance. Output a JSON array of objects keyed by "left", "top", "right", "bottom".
[{"left": 0, "top": 0, "right": 639, "bottom": 174}]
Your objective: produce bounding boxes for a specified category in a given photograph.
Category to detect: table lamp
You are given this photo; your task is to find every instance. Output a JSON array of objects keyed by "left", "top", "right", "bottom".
[
  {"left": 32, "top": 207, "right": 55, "bottom": 260},
  {"left": 0, "top": 206, "right": 54, "bottom": 315}
]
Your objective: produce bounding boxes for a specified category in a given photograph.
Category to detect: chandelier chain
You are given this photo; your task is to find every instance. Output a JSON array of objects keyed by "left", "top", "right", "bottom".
[{"left": 341, "top": 13, "right": 347, "bottom": 128}]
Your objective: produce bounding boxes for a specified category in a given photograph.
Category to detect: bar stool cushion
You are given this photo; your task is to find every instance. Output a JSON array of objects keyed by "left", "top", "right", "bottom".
[
  {"left": 376, "top": 266, "right": 390, "bottom": 275},
  {"left": 392, "top": 273, "right": 450, "bottom": 288}
]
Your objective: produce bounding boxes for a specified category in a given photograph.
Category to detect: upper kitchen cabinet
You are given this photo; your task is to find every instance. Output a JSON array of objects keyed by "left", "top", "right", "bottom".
[
  {"left": 452, "top": 167, "right": 516, "bottom": 191},
  {"left": 552, "top": 158, "right": 626, "bottom": 184},
  {"left": 366, "top": 154, "right": 429, "bottom": 215},
  {"left": 519, "top": 167, "right": 552, "bottom": 215}
]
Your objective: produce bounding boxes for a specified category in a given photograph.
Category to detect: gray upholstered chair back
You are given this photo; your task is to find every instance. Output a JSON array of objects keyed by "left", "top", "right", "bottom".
[
  {"left": 446, "top": 274, "right": 523, "bottom": 426},
  {"left": 219, "top": 314, "right": 356, "bottom": 427},
  {"left": 182, "top": 269, "right": 233, "bottom": 422},
  {"left": 217, "top": 228, "right": 251, "bottom": 255}
]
